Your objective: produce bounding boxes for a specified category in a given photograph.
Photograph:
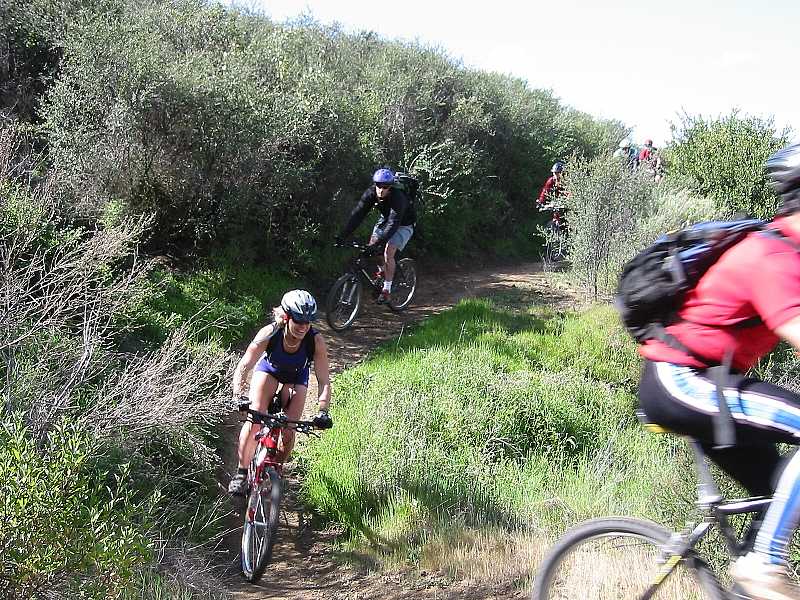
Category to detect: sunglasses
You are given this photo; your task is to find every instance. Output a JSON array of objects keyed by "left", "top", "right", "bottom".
[{"left": 375, "top": 183, "right": 391, "bottom": 189}]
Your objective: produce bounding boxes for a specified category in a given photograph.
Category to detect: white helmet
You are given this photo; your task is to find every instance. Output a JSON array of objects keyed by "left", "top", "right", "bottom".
[
  {"left": 619, "top": 139, "right": 632, "bottom": 149},
  {"left": 280, "top": 290, "right": 317, "bottom": 323}
]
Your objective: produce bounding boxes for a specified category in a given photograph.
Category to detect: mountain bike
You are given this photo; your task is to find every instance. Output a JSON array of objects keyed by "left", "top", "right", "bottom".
[
  {"left": 236, "top": 396, "right": 324, "bottom": 583},
  {"left": 538, "top": 203, "right": 567, "bottom": 269},
  {"left": 531, "top": 415, "right": 769, "bottom": 599},
  {"left": 326, "top": 241, "right": 417, "bottom": 331}
]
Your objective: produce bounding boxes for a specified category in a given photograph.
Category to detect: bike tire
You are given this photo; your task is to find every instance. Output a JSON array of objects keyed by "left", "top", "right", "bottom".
[
  {"left": 531, "top": 517, "right": 724, "bottom": 600},
  {"left": 241, "top": 467, "right": 282, "bottom": 583},
  {"left": 325, "top": 274, "right": 362, "bottom": 331},
  {"left": 388, "top": 258, "right": 417, "bottom": 312}
]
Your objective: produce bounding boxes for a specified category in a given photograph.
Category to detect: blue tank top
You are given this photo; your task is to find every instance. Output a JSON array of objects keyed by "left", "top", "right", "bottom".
[{"left": 261, "top": 328, "right": 317, "bottom": 377}]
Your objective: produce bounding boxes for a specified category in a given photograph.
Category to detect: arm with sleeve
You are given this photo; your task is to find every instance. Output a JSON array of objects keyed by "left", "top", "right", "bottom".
[
  {"left": 339, "top": 188, "right": 375, "bottom": 239},
  {"left": 373, "top": 192, "right": 408, "bottom": 244},
  {"left": 538, "top": 177, "right": 554, "bottom": 205}
]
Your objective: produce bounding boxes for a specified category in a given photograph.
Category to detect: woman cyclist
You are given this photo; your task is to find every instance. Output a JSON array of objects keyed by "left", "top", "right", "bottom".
[{"left": 228, "top": 290, "right": 333, "bottom": 496}]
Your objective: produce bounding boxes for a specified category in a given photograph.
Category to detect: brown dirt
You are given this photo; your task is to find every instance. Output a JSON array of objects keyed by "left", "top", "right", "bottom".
[{"left": 216, "top": 261, "right": 584, "bottom": 600}]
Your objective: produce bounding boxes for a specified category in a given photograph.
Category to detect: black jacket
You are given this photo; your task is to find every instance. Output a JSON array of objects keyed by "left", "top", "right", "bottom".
[{"left": 340, "top": 186, "right": 416, "bottom": 243}]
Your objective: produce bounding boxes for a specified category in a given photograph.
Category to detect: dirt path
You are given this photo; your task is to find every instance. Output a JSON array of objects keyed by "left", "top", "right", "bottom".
[{"left": 217, "top": 261, "right": 583, "bottom": 600}]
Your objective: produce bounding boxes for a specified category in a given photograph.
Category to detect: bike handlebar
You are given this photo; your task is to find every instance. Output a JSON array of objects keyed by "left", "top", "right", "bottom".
[
  {"left": 237, "top": 402, "right": 323, "bottom": 436},
  {"left": 538, "top": 203, "right": 565, "bottom": 212}
]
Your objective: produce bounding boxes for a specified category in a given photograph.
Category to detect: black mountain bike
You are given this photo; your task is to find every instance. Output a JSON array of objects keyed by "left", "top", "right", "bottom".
[
  {"left": 326, "top": 241, "right": 417, "bottom": 331},
  {"left": 531, "top": 415, "right": 770, "bottom": 599},
  {"left": 538, "top": 203, "right": 567, "bottom": 269}
]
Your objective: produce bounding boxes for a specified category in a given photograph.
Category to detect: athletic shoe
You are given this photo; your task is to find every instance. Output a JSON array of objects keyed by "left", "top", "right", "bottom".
[
  {"left": 730, "top": 552, "right": 800, "bottom": 600},
  {"left": 227, "top": 472, "right": 249, "bottom": 496}
]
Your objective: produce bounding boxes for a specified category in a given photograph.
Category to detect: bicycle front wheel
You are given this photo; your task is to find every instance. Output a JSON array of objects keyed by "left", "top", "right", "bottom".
[
  {"left": 388, "top": 258, "right": 417, "bottom": 312},
  {"left": 241, "top": 467, "right": 282, "bottom": 583},
  {"left": 531, "top": 517, "right": 723, "bottom": 600},
  {"left": 325, "top": 274, "right": 362, "bottom": 331}
]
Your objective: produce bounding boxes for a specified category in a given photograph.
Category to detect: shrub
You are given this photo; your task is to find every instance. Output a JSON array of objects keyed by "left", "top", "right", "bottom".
[
  {"left": 668, "top": 111, "right": 789, "bottom": 219},
  {"left": 0, "top": 418, "right": 151, "bottom": 599},
  {"left": 564, "top": 154, "right": 720, "bottom": 298}
]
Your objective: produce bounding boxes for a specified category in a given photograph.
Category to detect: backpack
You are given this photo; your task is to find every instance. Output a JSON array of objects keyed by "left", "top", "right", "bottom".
[
  {"left": 392, "top": 172, "right": 420, "bottom": 203},
  {"left": 615, "top": 218, "right": 784, "bottom": 449},
  {"left": 615, "top": 218, "right": 768, "bottom": 349}
]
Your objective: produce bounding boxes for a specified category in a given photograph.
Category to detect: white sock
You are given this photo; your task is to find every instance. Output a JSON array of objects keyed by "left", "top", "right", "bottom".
[{"left": 383, "top": 280, "right": 392, "bottom": 292}]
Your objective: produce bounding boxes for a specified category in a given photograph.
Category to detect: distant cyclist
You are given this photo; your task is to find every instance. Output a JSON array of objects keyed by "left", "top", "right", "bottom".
[
  {"left": 638, "top": 143, "right": 800, "bottom": 599},
  {"left": 613, "top": 139, "right": 639, "bottom": 169},
  {"left": 638, "top": 139, "right": 655, "bottom": 165},
  {"left": 537, "top": 161, "right": 566, "bottom": 208},
  {"left": 337, "top": 168, "right": 416, "bottom": 304},
  {"left": 228, "top": 290, "right": 332, "bottom": 496}
]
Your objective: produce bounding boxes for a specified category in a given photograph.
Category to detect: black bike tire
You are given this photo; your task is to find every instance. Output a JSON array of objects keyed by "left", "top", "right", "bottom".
[
  {"left": 531, "top": 517, "right": 724, "bottom": 600},
  {"left": 241, "top": 467, "right": 282, "bottom": 583},
  {"left": 388, "top": 258, "right": 417, "bottom": 312},
  {"left": 325, "top": 274, "right": 362, "bottom": 331}
]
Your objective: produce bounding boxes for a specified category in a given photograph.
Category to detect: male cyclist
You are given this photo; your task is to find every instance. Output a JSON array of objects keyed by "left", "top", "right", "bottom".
[
  {"left": 228, "top": 290, "right": 332, "bottom": 496},
  {"left": 638, "top": 143, "right": 800, "bottom": 600},
  {"left": 614, "top": 139, "right": 639, "bottom": 169},
  {"left": 337, "top": 168, "right": 416, "bottom": 304},
  {"left": 537, "top": 161, "right": 566, "bottom": 207}
]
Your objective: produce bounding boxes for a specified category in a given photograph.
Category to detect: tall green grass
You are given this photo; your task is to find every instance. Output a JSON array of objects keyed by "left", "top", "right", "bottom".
[{"left": 301, "top": 298, "right": 696, "bottom": 563}]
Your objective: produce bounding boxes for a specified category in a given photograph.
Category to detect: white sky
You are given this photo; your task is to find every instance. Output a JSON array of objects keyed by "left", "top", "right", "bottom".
[{"left": 225, "top": 0, "right": 799, "bottom": 147}]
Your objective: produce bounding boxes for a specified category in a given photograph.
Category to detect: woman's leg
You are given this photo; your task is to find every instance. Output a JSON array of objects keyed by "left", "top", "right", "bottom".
[
  {"left": 237, "top": 371, "right": 279, "bottom": 469},
  {"left": 276, "top": 383, "right": 307, "bottom": 462}
]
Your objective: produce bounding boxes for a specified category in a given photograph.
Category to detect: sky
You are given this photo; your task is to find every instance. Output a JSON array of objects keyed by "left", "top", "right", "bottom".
[{"left": 224, "top": 0, "right": 799, "bottom": 147}]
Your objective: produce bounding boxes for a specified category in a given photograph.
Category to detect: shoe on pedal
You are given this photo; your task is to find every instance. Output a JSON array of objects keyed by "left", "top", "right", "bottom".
[
  {"left": 376, "top": 290, "right": 390, "bottom": 304},
  {"left": 730, "top": 552, "right": 800, "bottom": 600},
  {"left": 227, "top": 472, "right": 249, "bottom": 496}
]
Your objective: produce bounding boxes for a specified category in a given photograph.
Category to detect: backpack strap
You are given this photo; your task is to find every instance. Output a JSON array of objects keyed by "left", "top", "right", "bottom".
[{"left": 709, "top": 350, "right": 736, "bottom": 449}]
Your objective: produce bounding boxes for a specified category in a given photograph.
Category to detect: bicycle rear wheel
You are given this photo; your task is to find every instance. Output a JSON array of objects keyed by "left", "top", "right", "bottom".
[
  {"left": 531, "top": 517, "right": 723, "bottom": 600},
  {"left": 388, "top": 258, "right": 417, "bottom": 312},
  {"left": 241, "top": 467, "right": 282, "bottom": 583},
  {"left": 325, "top": 274, "right": 362, "bottom": 331}
]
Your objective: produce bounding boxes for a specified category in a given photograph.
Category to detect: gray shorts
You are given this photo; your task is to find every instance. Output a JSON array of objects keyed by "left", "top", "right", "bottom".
[{"left": 372, "top": 224, "right": 414, "bottom": 251}]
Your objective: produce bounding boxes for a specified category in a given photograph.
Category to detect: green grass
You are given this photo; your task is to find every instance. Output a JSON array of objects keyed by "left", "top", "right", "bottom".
[
  {"left": 126, "top": 261, "right": 297, "bottom": 348},
  {"left": 300, "top": 298, "right": 697, "bottom": 565}
]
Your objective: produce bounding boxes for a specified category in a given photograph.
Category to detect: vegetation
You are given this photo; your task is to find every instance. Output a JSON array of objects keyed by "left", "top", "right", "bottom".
[
  {"left": 4, "top": 0, "right": 799, "bottom": 595},
  {"left": 300, "top": 295, "right": 699, "bottom": 581},
  {"left": 668, "top": 111, "right": 788, "bottom": 219},
  {"left": 562, "top": 153, "right": 720, "bottom": 298}
]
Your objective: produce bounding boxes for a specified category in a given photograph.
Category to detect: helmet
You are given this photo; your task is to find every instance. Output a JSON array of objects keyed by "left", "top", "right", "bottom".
[
  {"left": 280, "top": 290, "right": 317, "bottom": 323},
  {"left": 619, "top": 139, "right": 631, "bottom": 149},
  {"left": 551, "top": 161, "right": 564, "bottom": 173},
  {"left": 372, "top": 168, "right": 395, "bottom": 185},
  {"left": 767, "top": 143, "right": 800, "bottom": 214},
  {"left": 644, "top": 139, "right": 653, "bottom": 146}
]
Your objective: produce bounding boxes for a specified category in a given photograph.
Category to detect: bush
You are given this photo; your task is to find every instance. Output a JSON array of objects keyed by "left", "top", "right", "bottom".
[
  {"left": 563, "top": 154, "right": 720, "bottom": 298},
  {"left": 0, "top": 126, "right": 232, "bottom": 598},
  {"left": 0, "top": 418, "right": 151, "bottom": 599},
  {"left": 668, "top": 111, "right": 789, "bottom": 219},
  {"left": 40, "top": 0, "right": 625, "bottom": 268}
]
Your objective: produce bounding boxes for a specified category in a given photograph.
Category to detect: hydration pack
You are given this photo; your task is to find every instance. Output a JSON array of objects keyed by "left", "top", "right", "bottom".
[
  {"left": 393, "top": 172, "right": 420, "bottom": 202},
  {"left": 615, "top": 219, "right": 769, "bottom": 348}
]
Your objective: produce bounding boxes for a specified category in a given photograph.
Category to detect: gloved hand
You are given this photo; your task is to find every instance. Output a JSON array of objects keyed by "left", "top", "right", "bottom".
[
  {"left": 312, "top": 410, "right": 333, "bottom": 430},
  {"left": 236, "top": 396, "right": 250, "bottom": 412}
]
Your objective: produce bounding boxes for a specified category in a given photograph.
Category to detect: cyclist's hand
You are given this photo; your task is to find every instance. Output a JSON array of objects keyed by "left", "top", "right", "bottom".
[
  {"left": 312, "top": 410, "right": 333, "bottom": 430},
  {"left": 236, "top": 396, "right": 250, "bottom": 412}
]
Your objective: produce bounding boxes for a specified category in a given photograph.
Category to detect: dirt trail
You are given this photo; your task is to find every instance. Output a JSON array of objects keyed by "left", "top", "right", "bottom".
[{"left": 217, "top": 261, "right": 583, "bottom": 600}]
